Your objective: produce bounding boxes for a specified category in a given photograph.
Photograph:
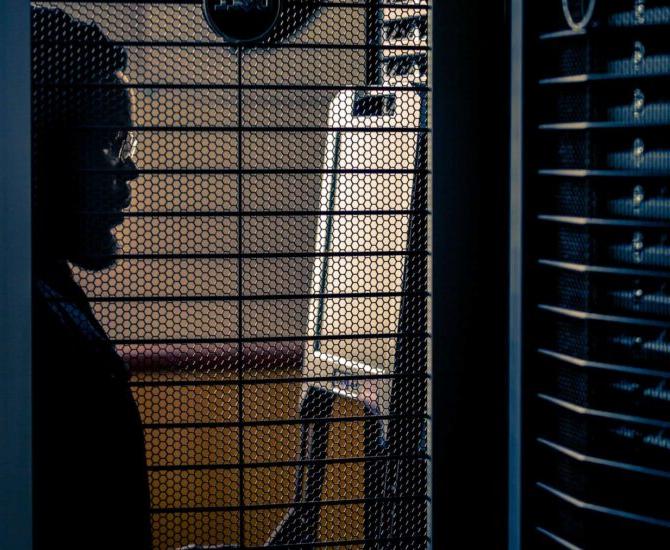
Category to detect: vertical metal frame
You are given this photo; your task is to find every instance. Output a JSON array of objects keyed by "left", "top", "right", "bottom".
[
  {"left": 432, "top": 1, "right": 511, "bottom": 549},
  {"left": 0, "top": 2, "right": 32, "bottom": 549},
  {"left": 509, "top": 0, "right": 524, "bottom": 549}
]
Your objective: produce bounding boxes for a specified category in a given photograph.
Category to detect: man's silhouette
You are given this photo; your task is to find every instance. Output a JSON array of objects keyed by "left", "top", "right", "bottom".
[{"left": 32, "top": 8, "right": 152, "bottom": 549}]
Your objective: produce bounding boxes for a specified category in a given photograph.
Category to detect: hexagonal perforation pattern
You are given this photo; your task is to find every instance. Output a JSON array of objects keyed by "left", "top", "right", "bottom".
[{"left": 31, "top": 1, "right": 431, "bottom": 548}]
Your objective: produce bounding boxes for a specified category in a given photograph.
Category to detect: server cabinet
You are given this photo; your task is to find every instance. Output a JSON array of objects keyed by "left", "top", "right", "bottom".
[{"left": 516, "top": 1, "right": 670, "bottom": 547}]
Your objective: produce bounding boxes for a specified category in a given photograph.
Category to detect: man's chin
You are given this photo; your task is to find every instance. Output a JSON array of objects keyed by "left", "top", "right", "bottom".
[
  {"left": 70, "top": 233, "right": 120, "bottom": 271},
  {"left": 72, "top": 255, "right": 118, "bottom": 271}
]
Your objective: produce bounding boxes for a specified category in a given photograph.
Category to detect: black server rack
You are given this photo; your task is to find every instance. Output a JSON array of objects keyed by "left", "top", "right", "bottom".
[{"left": 519, "top": 1, "right": 670, "bottom": 548}]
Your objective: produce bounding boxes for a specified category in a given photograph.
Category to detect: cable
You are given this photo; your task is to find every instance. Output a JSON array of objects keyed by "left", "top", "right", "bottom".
[{"left": 562, "top": 0, "right": 596, "bottom": 31}]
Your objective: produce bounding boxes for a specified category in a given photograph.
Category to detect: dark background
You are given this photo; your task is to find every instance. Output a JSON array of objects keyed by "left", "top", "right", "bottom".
[{"left": 432, "top": 1, "right": 511, "bottom": 548}]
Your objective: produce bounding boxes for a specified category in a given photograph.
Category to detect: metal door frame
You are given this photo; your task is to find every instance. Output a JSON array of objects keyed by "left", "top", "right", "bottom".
[
  {"left": 0, "top": 2, "right": 32, "bottom": 550},
  {"left": 432, "top": 1, "right": 511, "bottom": 549},
  {"left": 0, "top": 2, "right": 520, "bottom": 548},
  {"left": 509, "top": 0, "right": 525, "bottom": 549}
]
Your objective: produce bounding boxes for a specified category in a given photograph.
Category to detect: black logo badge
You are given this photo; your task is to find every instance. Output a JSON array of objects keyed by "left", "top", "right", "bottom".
[{"left": 203, "top": 0, "right": 281, "bottom": 43}]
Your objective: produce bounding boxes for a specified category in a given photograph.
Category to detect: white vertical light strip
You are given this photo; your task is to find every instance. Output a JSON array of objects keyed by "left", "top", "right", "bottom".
[
  {"left": 509, "top": 0, "right": 524, "bottom": 549},
  {"left": 0, "top": 2, "right": 32, "bottom": 549}
]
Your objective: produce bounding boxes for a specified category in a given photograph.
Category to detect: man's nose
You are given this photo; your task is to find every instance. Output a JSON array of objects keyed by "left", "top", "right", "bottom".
[
  {"left": 112, "top": 177, "right": 132, "bottom": 210},
  {"left": 119, "top": 157, "right": 139, "bottom": 182},
  {"left": 111, "top": 159, "right": 136, "bottom": 209}
]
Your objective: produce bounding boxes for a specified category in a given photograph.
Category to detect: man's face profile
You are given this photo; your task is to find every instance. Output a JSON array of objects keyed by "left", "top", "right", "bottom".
[
  {"left": 71, "top": 108, "right": 138, "bottom": 270},
  {"left": 37, "top": 85, "right": 137, "bottom": 272},
  {"left": 32, "top": 7, "right": 136, "bottom": 273}
]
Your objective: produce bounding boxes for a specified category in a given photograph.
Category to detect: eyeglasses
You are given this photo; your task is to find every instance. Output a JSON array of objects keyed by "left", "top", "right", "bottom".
[{"left": 104, "top": 130, "right": 138, "bottom": 164}]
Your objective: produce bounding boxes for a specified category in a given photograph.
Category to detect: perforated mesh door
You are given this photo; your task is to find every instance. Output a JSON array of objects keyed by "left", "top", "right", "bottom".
[{"left": 31, "top": 1, "right": 431, "bottom": 548}]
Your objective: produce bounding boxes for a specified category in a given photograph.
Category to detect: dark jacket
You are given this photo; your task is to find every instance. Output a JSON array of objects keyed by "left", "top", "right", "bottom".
[{"left": 33, "top": 263, "right": 152, "bottom": 550}]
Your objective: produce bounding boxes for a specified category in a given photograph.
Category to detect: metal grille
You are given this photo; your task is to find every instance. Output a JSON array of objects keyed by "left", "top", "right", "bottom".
[
  {"left": 30, "top": 1, "right": 431, "bottom": 548},
  {"left": 524, "top": 1, "right": 670, "bottom": 547}
]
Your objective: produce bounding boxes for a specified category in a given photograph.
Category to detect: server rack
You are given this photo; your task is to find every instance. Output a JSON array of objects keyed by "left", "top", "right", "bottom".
[
  {"left": 3, "top": 2, "right": 517, "bottom": 548},
  {"left": 516, "top": 1, "right": 670, "bottom": 547}
]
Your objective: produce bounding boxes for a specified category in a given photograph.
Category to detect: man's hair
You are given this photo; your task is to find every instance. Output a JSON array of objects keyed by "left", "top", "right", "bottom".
[{"left": 32, "top": 7, "right": 129, "bottom": 130}]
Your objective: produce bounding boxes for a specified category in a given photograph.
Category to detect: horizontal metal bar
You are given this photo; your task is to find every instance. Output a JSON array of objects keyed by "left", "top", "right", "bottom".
[
  {"left": 538, "top": 258, "right": 670, "bottom": 279},
  {"left": 80, "top": 168, "right": 430, "bottom": 175},
  {"left": 35, "top": 82, "right": 431, "bottom": 92},
  {"left": 539, "top": 120, "right": 670, "bottom": 131},
  {"left": 150, "top": 494, "right": 428, "bottom": 514},
  {"left": 539, "top": 22, "right": 670, "bottom": 42},
  {"left": 540, "top": 72, "right": 670, "bottom": 86},
  {"left": 538, "top": 29, "right": 587, "bottom": 41},
  {"left": 130, "top": 372, "right": 430, "bottom": 388},
  {"left": 538, "top": 303, "right": 670, "bottom": 329},
  {"left": 35, "top": 40, "right": 431, "bottom": 52},
  {"left": 84, "top": 209, "right": 430, "bottom": 218},
  {"left": 64, "top": 291, "right": 429, "bottom": 304},
  {"left": 537, "top": 348, "right": 670, "bottom": 379},
  {"left": 144, "top": 413, "right": 429, "bottom": 430},
  {"left": 78, "top": 125, "right": 431, "bottom": 133},
  {"left": 112, "top": 331, "right": 430, "bottom": 346},
  {"left": 103, "top": 250, "right": 430, "bottom": 260},
  {"left": 254, "top": 535, "right": 429, "bottom": 550},
  {"left": 539, "top": 168, "right": 670, "bottom": 178},
  {"left": 538, "top": 214, "right": 670, "bottom": 229},
  {"left": 537, "top": 438, "right": 670, "bottom": 480},
  {"left": 537, "top": 482, "right": 670, "bottom": 528},
  {"left": 32, "top": 1, "right": 431, "bottom": 9},
  {"left": 535, "top": 527, "right": 583, "bottom": 550},
  {"left": 147, "top": 453, "right": 430, "bottom": 472},
  {"left": 538, "top": 393, "right": 670, "bottom": 429}
]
